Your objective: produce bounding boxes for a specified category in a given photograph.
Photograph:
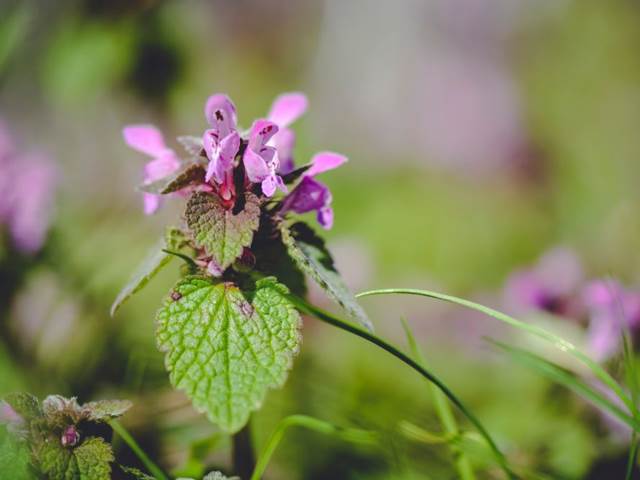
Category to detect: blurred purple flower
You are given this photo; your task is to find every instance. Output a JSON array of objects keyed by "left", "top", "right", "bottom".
[
  {"left": 122, "top": 125, "right": 180, "bottom": 214},
  {"left": 0, "top": 119, "right": 57, "bottom": 254},
  {"left": 202, "top": 94, "right": 240, "bottom": 200},
  {"left": 243, "top": 119, "right": 286, "bottom": 197},
  {"left": 281, "top": 152, "right": 347, "bottom": 229},
  {"left": 504, "top": 247, "right": 583, "bottom": 317},
  {"left": 583, "top": 280, "right": 640, "bottom": 361},
  {"left": 267, "top": 92, "right": 308, "bottom": 174}
]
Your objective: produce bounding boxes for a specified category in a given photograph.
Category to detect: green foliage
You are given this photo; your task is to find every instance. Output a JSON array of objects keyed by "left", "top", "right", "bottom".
[
  {"left": 139, "top": 162, "right": 206, "bottom": 195},
  {"left": 156, "top": 276, "right": 301, "bottom": 433},
  {"left": 280, "top": 222, "right": 373, "bottom": 332},
  {"left": 0, "top": 430, "right": 32, "bottom": 479},
  {"left": 185, "top": 192, "right": 261, "bottom": 272},
  {"left": 38, "top": 437, "right": 114, "bottom": 480},
  {"left": 1, "top": 393, "right": 130, "bottom": 480},
  {"left": 111, "top": 228, "right": 187, "bottom": 316}
]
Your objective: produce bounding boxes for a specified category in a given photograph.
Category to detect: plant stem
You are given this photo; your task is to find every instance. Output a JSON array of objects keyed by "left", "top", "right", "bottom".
[
  {"left": 288, "top": 295, "right": 517, "bottom": 480},
  {"left": 250, "top": 415, "right": 378, "bottom": 480},
  {"left": 233, "top": 420, "right": 256, "bottom": 480},
  {"left": 401, "top": 318, "right": 476, "bottom": 480},
  {"left": 109, "top": 419, "right": 169, "bottom": 480}
]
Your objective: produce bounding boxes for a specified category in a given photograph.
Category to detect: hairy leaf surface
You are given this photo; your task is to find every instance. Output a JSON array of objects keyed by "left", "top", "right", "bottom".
[
  {"left": 140, "top": 162, "right": 205, "bottom": 195},
  {"left": 156, "top": 276, "right": 301, "bottom": 433},
  {"left": 185, "top": 192, "right": 260, "bottom": 273},
  {"left": 280, "top": 222, "right": 373, "bottom": 331}
]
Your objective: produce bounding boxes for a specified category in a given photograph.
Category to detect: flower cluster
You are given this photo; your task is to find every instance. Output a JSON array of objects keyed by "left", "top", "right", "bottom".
[
  {"left": 123, "top": 92, "right": 344, "bottom": 229},
  {"left": 504, "top": 247, "right": 640, "bottom": 361},
  {"left": 0, "top": 119, "right": 57, "bottom": 254}
]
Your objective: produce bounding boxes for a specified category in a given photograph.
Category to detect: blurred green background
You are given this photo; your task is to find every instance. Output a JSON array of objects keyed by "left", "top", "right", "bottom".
[{"left": 1, "top": 0, "right": 640, "bottom": 478}]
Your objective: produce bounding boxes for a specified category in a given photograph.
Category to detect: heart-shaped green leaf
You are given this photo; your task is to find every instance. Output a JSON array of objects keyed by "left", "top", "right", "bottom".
[{"left": 156, "top": 276, "right": 301, "bottom": 433}]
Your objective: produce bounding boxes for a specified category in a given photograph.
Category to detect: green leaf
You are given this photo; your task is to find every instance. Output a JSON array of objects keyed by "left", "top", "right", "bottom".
[
  {"left": 156, "top": 276, "right": 301, "bottom": 433},
  {"left": 139, "top": 162, "right": 205, "bottom": 195},
  {"left": 281, "top": 163, "right": 311, "bottom": 184},
  {"left": 4, "top": 392, "right": 41, "bottom": 421},
  {"left": 121, "top": 466, "right": 156, "bottom": 480},
  {"left": 0, "top": 430, "right": 32, "bottom": 480},
  {"left": 202, "top": 472, "right": 239, "bottom": 480},
  {"left": 38, "top": 436, "right": 114, "bottom": 480},
  {"left": 280, "top": 222, "right": 373, "bottom": 332},
  {"left": 110, "top": 228, "right": 187, "bottom": 317},
  {"left": 83, "top": 400, "right": 132, "bottom": 422},
  {"left": 185, "top": 192, "right": 261, "bottom": 273},
  {"left": 177, "top": 136, "right": 205, "bottom": 156},
  {"left": 74, "top": 437, "right": 114, "bottom": 480}
]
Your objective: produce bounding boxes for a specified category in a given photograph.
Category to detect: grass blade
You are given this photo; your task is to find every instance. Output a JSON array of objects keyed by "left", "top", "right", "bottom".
[
  {"left": 401, "top": 318, "right": 476, "bottom": 480},
  {"left": 250, "top": 415, "right": 378, "bottom": 480},
  {"left": 356, "top": 288, "right": 634, "bottom": 417},
  {"left": 490, "top": 340, "right": 639, "bottom": 431},
  {"left": 109, "top": 419, "right": 169, "bottom": 480},
  {"left": 288, "top": 294, "right": 517, "bottom": 479}
]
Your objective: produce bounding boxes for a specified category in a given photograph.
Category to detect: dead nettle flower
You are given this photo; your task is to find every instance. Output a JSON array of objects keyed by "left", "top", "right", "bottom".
[
  {"left": 122, "top": 92, "right": 345, "bottom": 229},
  {"left": 503, "top": 247, "right": 584, "bottom": 318},
  {"left": 503, "top": 248, "right": 640, "bottom": 361},
  {"left": 122, "top": 124, "right": 181, "bottom": 214},
  {"left": 583, "top": 280, "right": 640, "bottom": 362},
  {"left": 0, "top": 118, "right": 57, "bottom": 254},
  {"left": 280, "top": 152, "right": 347, "bottom": 229}
]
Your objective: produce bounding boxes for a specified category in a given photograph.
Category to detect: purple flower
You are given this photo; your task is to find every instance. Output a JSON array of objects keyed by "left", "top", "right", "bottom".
[
  {"left": 243, "top": 119, "right": 287, "bottom": 197},
  {"left": 202, "top": 94, "right": 241, "bottom": 200},
  {"left": 583, "top": 280, "right": 640, "bottom": 361},
  {"left": 266, "top": 92, "right": 308, "bottom": 174},
  {"left": 503, "top": 247, "right": 583, "bottom": 317},
  {"left": 0, "top": 119, "right": 57, "bottom": 254},
  {"left": 280, "top": 151, "right": 347, "bottom": 229},
  {"left": 122, "top": 125, "right": 181, "bottom": 214}
]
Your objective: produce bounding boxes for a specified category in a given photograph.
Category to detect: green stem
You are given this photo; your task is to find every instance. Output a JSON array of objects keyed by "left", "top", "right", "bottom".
[
  {"left": 250, "top": 415, "right": 378, "bottom": 480},
  {"left": 356, "top": 288, "right": 634, "bottom": 417},
  {"left": 109, "top": 420, "right": 169, "bottom": 480},
  {"left": 288, "top": 295, "right": 517, "bottom": 480},
  {"left": 401, "top": 319, "right": 476, "bottom": 480}
]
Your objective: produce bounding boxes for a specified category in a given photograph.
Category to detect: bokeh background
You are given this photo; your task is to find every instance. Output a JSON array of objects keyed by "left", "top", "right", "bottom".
[{"left": 1, "top": 0, "right": 640, "bottom": 478}]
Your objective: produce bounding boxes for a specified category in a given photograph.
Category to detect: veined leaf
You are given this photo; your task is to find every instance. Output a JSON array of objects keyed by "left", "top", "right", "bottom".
[
  {"left": 139, "top": 162, "right": 205, "bottom": 195},
  {"left": 185, "top": 192, "right": 260, "bottom": 273},
  {"left": 177, "top": 136, "right": 204, "bottom": 156},
  {"left": 38, "top": 436, "right": 114, "bottom": 480},
  {"left": 280, "top": 222, "right": 373, "bottom": 332},
  {"left": 111, "top": 235, "right": 175, "bottom": 317},
  {"left": 156, "top": 276, "right": 301, "bottom": 433}
]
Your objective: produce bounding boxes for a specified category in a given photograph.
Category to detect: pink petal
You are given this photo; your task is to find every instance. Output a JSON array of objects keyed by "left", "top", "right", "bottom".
[
  {"left": 262, "top": 176, "right": 277, "bottom": 197},
  {"left": 204, "top": 94, "right": 237, "bottom": 136},
  {"left": 248, "top": 119, "right": 279, "bottom": 151},
  {"left": 243, "top": 148, "right": 270, "bottom": 183},
  {"left": 268, "top": 92, "right": 308, "bottom": 128},
  {"left": 306, "top": 151, "right": 348, "bottom": 177},
  {"left": 123, "top": 125, "right": 168, "bottom": 156},
  {"left": 317, "top": 206, "right": 334, "bottom": 229},
  {"left": 143, "top": 193, "right": 161, "bottom": 215},
  {"left": 144, "top": 153, "right": 180, "bottom": 183},
  {"left": 274, "top": 128, "right": 296, "bottom": 174},
  {"left": 219, "top": 131, "right": 241, "bottom": 163}
]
